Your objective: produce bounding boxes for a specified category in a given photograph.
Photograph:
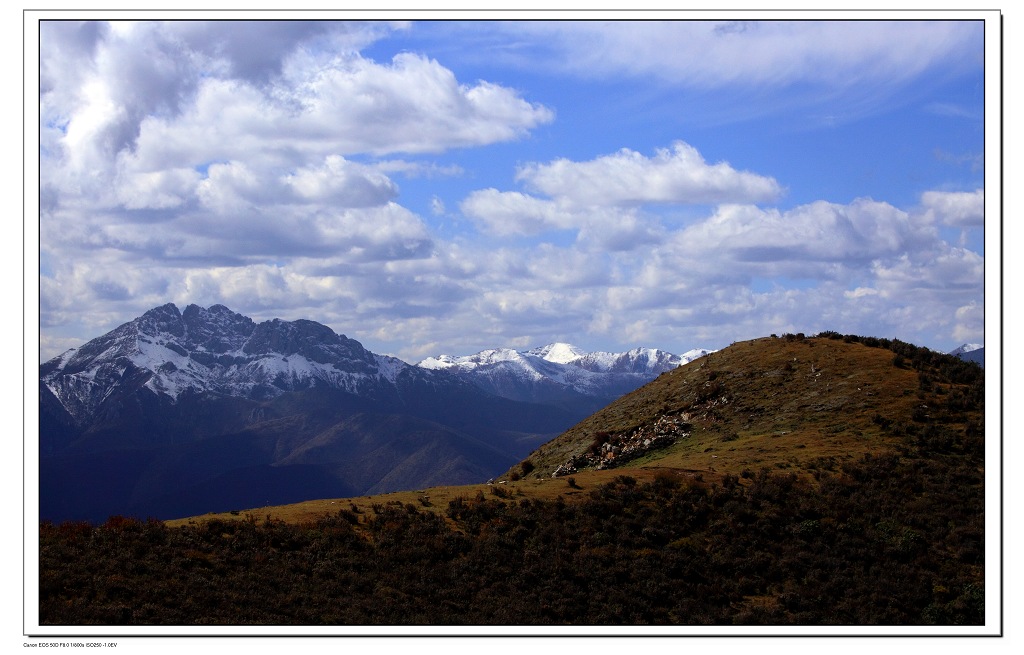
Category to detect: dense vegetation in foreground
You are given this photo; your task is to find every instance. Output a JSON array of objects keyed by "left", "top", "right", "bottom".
[
  {"left": 39, "top": 334, "right": 985, "bottom": 626},
  {"left": 41, "top": 445, "right": 982, "bottom": 625}
]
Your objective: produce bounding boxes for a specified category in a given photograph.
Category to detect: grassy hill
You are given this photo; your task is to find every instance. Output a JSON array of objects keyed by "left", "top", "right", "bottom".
[
  {"left": 39, "top": 333, "right": 987, "bottom": 626},
  {"left": 513, "top": 332, "right": 983, "bottom": 482}
]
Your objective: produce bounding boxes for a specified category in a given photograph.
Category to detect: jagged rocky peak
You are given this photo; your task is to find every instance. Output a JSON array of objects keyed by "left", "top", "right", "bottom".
[
  {"left": 181, "top": 304, "right": 254, "bottom": 353},
  {"left": 135, "top": 302, "right": 185, "bottom": 338},
  {"left": 241, "top": 318, "right": 372, "bottom": 366},
  {"left": 615, "top": 347, "right": 682, "bottom": 371}
]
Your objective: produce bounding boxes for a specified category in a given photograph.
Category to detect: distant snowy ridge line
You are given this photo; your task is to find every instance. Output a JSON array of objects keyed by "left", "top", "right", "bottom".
[
  {"left": 415, "top": 342, "right": 715, "bottom": 398},
  {"left": 417, "top": 342, "right": 714, "bottom": 373}
]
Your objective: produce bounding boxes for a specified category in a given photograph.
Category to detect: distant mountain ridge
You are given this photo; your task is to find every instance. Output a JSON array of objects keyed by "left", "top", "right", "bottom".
[
  {"left": 418, "top": 342, "right": 712, "bottom": 408},
  {"left": 40, "top": 303, "right": 704, "bottom": 523}
]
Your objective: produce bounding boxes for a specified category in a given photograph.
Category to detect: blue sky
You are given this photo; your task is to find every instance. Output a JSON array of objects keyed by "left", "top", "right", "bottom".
[{"left": 35, "top": 15, "right": 993, "bottom": 363}]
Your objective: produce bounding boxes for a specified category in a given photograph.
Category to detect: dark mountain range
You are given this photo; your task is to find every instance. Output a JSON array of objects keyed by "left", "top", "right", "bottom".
[{"left": 39, "top": 303, "right": 694, "bottom": 523}]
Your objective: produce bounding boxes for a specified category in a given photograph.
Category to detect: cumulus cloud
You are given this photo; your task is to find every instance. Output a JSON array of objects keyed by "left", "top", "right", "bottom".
[
  {"left": 164, "top": 21, "right": 397, "bottom": 85},
  {"left": 684, "top": 199, "right": 936, "bottom": 266},
  {"left": 100, "top": 53, "right": 552, "bottom": 185},
  {"left": 517, "top": 142, "right": 782, "bottom": 207},
  {"left": 280, "top": 51, "right": 554, "bottom": 156},
  {"left": 41, "top": 21, "right": 553, "bottom": 213},
  {"left": 461, "top": 141, "right": 779, "bottom": 244},
  {"left": 871, "top": 248, "right": 984, "bottom": 297},
  {"left": 195, "top": 160, "right": 270, "bottom": 215},
  {"left": 115, "top": 168, "right": 202, "bottom": 210},
  {"left": 545, "top": 193, "right": 985, "bottom": 356},
  {"left": 460, "top": 189, "right": 578, "bottom": 236},
  {"left": 920, "top": 189, "right": 984, "bottom": 226},
  {"left": 283, "top": 156, "right": 399, "bottom": 206},
  {"left": 174, "top": 201, "right": 435, "bottom": 263},
  {"left": 953, "top": 302, "right": 984, "bottom": 344}
]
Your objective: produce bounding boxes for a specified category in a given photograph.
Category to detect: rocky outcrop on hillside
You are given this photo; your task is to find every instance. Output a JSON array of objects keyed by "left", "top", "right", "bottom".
[{"left": 552, "top": 413, "right": 692, "bottom": 477}]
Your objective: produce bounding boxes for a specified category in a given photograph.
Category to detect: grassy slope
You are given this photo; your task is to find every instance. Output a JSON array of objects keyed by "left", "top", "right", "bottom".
[
  {"left": 166, "top": 335, "right": 982, "bottom": 528},
  {"left": 524, "top": 336, "right": 927, "bottom": 477}
]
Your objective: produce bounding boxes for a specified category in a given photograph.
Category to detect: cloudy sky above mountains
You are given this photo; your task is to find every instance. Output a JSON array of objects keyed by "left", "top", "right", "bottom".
[{"left": 35, "top": 16, "right": 992, "bottom": 363}]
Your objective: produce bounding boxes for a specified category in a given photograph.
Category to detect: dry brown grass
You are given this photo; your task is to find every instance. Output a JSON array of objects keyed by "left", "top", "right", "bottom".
[
  {"left": 164, "top": 470, "right": 645, "bottom": 527},
  {"left": 521, "top": 336, "right": 931, "bottom": 477}
]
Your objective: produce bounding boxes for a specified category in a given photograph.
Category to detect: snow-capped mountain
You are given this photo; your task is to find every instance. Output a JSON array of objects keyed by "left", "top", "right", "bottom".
[
  {"left": 41, "top": 303, "right": 408, "bottom": 424},
  {"left": 949, "top": 343, "right": 984, "bottom": 367},
  {"left": 418, "top": 342, "right": 712, "bottom": 405}
]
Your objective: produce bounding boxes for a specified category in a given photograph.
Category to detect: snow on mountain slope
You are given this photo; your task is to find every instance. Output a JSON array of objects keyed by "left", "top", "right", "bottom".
[
  {"left": 949, "top": 343, "right": 984, "bottom": 367},
  {"left": 417, "top": 342, "right": 713, "bottom": 400},
  {"left": 529, "top": 342, "right": 588, "bottom": 364},
  {"left": 41, "top": 303, "right": 404, "bottom": 421}
]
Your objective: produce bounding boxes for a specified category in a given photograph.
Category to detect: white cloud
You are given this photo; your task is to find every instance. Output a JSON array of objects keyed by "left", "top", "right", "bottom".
[
  {"left": 953, "top": 302, "right": 984, "bottom": 344},
  {"left": 576, "top": 209, "right": 665, "bottom": 252},
  {"left": 165, "top": 20, "right": 400, "bottom": 84},
  {"left": 461, "top": 142, "right": 779, "bottom": 243},
  {"left": 291, "top": 52, "right": 554, "bottom": 156},
  {"left": 505, "top": 244, "right": 612, "bottom": 291},
  {"left": 683, "top": 199, "right": 936, "bottom": 266},
  {"left": 374, "top": 160, "right": 464, "bottom": 179},
  {"left": 488, "top": 21, "right": 984, "bottom": 127},
  {"left": 871, "top": 248, "right": 984, "bottom": 297},
  {"left": 517, "top": 142, "right": 782, "bottom": 208},
  {"left": 920, "top": 189, "right": 984, "bottom": 227},
  {"left": 430, "top": 196, "right": 446, "bottom": 216},
  {"left": 844, "top": 287, "right": 879, "bottom": 299},
  {"left": 284, "top": 156, "right": 398, "bottom": 206},
  {"left": 505, "top": 21, "right": 981, "bottom": 90},
  {"left": 176, "top": 201, "right": 434, "bottom": 263},
  {"left": 195, "top": 160, "right": 267, "bottom": 214},
  {"left": 41, "top": 22, "right": 553, "bottom": 216},
  {"left": 460, "top": 189, "right": 578, "bottom": 236},
  {"left": 115, "top": 168, "right": 202, "bottom": 210}
]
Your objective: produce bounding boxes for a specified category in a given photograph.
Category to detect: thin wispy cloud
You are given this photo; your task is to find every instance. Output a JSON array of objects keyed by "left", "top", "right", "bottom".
[{"left": 502, "top": 21, "right": 980, "bottom": 88}]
